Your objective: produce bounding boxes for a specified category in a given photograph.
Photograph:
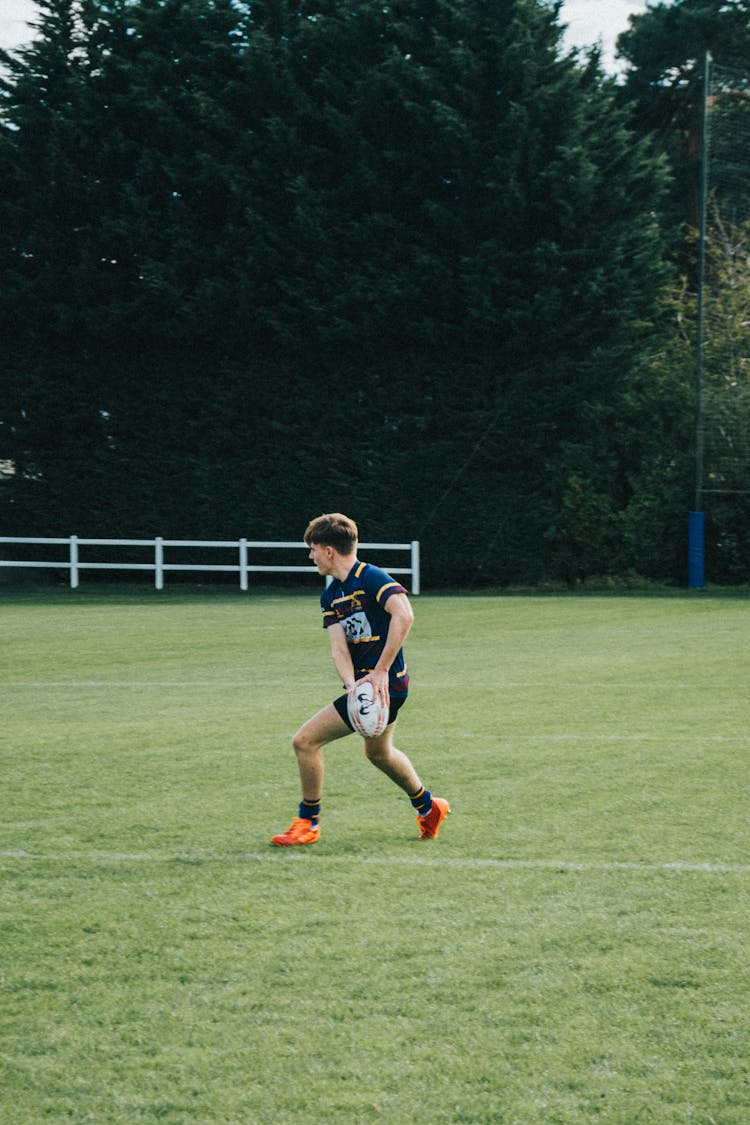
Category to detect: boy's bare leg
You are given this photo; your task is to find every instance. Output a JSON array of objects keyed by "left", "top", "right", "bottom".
[
  {"left": 362, "top": 723, "right": 423, "bottom": 794},
  {"left": 291, "top": 703, "right": 350, "bottom": 800}
]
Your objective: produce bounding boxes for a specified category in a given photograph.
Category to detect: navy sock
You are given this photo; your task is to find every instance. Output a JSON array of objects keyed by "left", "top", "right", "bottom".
[
  {"left": 299, "top": 799, "right": 321, "bottom": 827},
  {"left": 409, "top": 787, "right": 432, "bottom": 817}
]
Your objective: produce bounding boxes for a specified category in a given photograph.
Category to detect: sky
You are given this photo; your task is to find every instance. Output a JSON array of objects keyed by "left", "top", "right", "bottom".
[
  {"left": 0, "top": 0, "right": 650, "bottom": 70},
  {"left": 561, "top": 0, "right": 649, "bottom": 68}
]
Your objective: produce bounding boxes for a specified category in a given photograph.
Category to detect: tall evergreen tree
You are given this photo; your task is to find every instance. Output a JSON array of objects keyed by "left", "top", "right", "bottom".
[{"left": 1, "top": 0, "right": 672, "bottom": 582}]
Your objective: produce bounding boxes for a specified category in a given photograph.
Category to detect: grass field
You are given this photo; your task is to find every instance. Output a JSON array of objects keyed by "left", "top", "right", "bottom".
[{"left": 1, "top": 584, "right": 749, "bottom": 1123}]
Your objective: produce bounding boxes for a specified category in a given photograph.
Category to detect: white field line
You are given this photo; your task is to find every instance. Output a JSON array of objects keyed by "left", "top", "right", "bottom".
[
  {"left": 0, "top": 850, "right": 747, "bottom": 874},
  {"left": 0, "top": 680, "right": 705, "bottom": 689},
  {"left": 1, "top": 680, "right": 334, "bottom": 688}
]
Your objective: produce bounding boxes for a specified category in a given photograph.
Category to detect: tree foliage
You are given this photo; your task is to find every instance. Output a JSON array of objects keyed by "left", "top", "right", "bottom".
[
  {"left": 698, "top": 215, "right": 750, "bottom": 581},
  {"left": 617, "top": 0, "right": 750, "bottom": 231},
  {"left": 616, "top": 2, "right": 750, "bottom": 583},
  {"left": 1, "top": 0, "right": 676, "bottom": 584}
]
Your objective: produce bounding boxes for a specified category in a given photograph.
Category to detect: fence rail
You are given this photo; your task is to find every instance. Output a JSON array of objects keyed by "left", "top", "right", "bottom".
[{"left": 0, "top": 536, "right": 421, "bottom": 594}]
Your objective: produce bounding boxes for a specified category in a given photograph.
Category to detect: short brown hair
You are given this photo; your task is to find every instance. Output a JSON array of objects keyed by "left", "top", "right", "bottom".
[{"left": 304, "top": 513, "right": 359, "bottom": 554}]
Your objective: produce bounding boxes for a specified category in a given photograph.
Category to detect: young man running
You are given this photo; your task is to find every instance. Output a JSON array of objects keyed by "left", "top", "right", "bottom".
[{"left": 271, "top": 512, "right": 450, "bottom": 846}]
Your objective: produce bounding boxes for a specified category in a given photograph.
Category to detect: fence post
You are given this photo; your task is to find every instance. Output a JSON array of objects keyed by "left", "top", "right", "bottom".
[
  {"left": 411, "top": 540, "right": 420, "bottom": 595},
  {"left": 70, "top": 535, "right": 79, "bottom": 588},
  {"left": 239, "top": 538, "right": 248, "bottom": 591},
  {"left": 688, "top": 511, "right": 705, "bottom": 589},
  {"left": 155, "top": 537, "right": 164, "bottom": 590}
]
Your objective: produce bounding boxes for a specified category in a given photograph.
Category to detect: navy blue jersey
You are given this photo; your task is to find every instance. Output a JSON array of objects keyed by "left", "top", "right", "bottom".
[{"left": 321, "top": 560, "right": 410, "bottom": 697}]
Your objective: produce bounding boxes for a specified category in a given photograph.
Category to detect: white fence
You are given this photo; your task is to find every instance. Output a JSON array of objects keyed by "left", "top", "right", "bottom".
[{"left": 0, "top": 536, "right": 421, "bottom": 594}]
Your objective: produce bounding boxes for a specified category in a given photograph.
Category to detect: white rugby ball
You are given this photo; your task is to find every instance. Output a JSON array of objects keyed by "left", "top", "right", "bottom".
[{"left": 347, "top": 681, "right": 389, "bottom": 738}]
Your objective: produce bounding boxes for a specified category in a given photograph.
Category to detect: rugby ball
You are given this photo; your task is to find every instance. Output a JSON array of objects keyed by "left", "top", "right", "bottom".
[{"left": 347, "top": 681, "right": 389, "bottom": 738}]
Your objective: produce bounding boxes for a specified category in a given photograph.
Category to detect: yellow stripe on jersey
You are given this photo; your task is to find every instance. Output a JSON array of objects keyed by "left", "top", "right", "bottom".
[
  {"left": 355, "top": 562, "right": 366, "bottom": 578},
  {"left": 376, "top": 581, "right": 401, "bottom": 603},
  {"left": 331, "top": 588, "right": 366, "bottom": 609}
]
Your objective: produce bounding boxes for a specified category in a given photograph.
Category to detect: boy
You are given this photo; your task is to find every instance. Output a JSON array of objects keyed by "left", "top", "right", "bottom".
[{"left": 271, "top": 512, "right": 450, "bottom": 845}]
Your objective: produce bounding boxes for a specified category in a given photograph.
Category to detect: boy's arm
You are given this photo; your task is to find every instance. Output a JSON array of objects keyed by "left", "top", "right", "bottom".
[
  {"left": 368, "top": 593, "right": 414, "bottom": 705},
  {"left": 327, "top": 622, "right": 356, "bottom": 692}
]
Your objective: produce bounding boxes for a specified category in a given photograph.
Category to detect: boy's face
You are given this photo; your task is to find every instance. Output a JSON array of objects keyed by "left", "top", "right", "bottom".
[{"left": 308, "top": 540, "right": 335, "bottom": 575}]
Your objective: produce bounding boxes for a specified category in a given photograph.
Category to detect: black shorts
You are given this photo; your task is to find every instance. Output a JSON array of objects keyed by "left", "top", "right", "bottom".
[{"left": 333, "top": 692, "right": 407, "bottom": 733}]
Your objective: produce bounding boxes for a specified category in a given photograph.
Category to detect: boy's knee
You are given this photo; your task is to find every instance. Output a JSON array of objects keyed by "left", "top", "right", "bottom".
[
  {"left": 293, "top": 728, "right": 312, "bottom": 756},
  {"left": 364, "top": 740, "right": 387, "bottom": 766}
]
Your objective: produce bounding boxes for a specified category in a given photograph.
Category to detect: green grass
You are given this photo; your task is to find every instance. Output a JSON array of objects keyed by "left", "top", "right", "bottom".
[{"left": 1, "top": 584, "right": 749, "bottom": 1123}]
